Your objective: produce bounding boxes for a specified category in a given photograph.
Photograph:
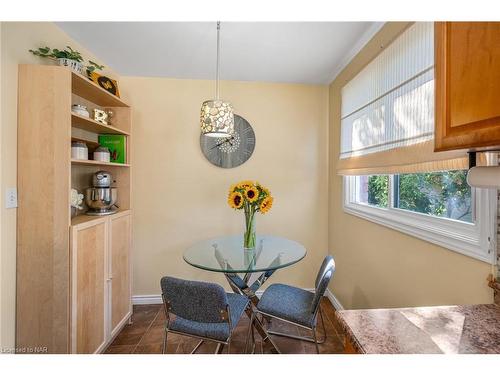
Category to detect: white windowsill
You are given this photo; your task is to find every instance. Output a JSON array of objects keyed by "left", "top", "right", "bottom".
[{"left": 343, "top": 177, "right": 496, "bottom": 264}]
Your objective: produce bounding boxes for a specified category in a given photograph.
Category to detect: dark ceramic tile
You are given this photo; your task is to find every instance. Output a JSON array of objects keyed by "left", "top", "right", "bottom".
[
  {"left": 118, "top": 321, "right": 151, "bottom": 336},
  {"left": 194, "top": 341, "right": 219, "bottom": 354},
  {"left": 261, "top": 338, "right": 281, "bottom": 354},
  {"left": 139, "top": 325, "right": 165, "bottom": 345},
  {"left": 175, "top": 337, "right": 212, "bottom": 354},
  {"left": 152, "top": 310, "right": 167, "bottom": 324},
  {"left": 131, "top": 305, "right": 161, "bottom": 324},
  {"left": 107, "top": 297, "right": 342, "bottom": 354},
  {"left": 132, "top": 304, "right": 160, "bottom": 314},
  {"left": 228, "top": 339, "right": 250, "bottom": 354},
  {"left": 111, "top": 332, "right": 144, "bottom": 346},
  {"left": 134, "top": 343, "right": 163, "bottom": 354},
  {"left": 232, "top": 318, "right": 253, "bottom": 339},
  {"left": 104, "top": 345, "right": 136, "bottom": 354}
]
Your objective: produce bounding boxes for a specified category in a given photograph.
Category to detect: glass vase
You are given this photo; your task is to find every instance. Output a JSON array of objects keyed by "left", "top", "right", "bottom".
[{"left": 244, "top": 214, "right": 256, "bottom": 250}]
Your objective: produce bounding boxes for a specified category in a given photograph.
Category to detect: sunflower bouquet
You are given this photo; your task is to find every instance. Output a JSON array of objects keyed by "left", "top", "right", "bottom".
[{"left": 228, "top": 180, "right": 274, "bottom": 249}]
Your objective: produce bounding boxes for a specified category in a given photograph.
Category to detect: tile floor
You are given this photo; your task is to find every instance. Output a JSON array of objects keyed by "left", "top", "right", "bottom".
[{"left": 104, "top": 297, "right": 345, "bottom": 354}]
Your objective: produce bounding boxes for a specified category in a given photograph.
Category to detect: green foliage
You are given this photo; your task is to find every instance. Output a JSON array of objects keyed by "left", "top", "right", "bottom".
[
  {"left": 368, "top": 175, "right": 388, "bottom": 207},
  {"left": 87, "top": 60, "right": 105, "bottom": 74},
  {"left": 366, "top": 171, "right": 472, "bottom": 222},
  {"left": 29, "top": 45, "right": 83, "bottom": 62},
  {"left": 29, "top": 45, "right": 104, "bottom": 72},
  {"left": 397, "top": 170, "right": 471, "bottom": 221}
]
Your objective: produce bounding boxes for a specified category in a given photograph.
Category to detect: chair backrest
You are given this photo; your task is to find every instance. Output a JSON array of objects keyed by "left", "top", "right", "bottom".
[
  {"left": 310, "top": 255, "right": 335, "bottom": 315},
  {"left": 160, "top": 276, "right": 228, "bottom": 323}
]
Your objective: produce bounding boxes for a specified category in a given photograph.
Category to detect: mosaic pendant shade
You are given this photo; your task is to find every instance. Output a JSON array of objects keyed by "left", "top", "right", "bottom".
[
  {"left": 200, "top": 22, "right": 234, "bottom": 137},
  {"left": 200, "top": 100, "right": 234, "bottom": 137}
]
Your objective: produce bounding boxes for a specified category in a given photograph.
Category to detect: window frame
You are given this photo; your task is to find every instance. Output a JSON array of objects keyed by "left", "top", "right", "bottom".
[{"left": 343, "top": 174, "right": 497, "bottom": 263}]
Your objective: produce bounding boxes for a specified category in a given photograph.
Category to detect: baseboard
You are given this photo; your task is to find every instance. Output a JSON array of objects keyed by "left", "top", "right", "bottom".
[
  {"left": 133, "top": 288, "right": 335, "bottom": 306},
  {"left": 325, "top": 288, "right": 344, "bottom": 310},
  {"left": 132, "top": 294, "right": 163, "bottom": 305}
]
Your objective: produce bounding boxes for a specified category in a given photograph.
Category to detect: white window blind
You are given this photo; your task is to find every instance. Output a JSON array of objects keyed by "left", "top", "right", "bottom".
[{"left": 340, "top": 22, "right": 434, "bottom": 159}]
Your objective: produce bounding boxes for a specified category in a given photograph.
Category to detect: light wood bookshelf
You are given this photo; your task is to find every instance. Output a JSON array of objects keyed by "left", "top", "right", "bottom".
[
  {"left": 71, "top": 159, "right": 131, "bottom": 168},
  {"left": 71, "top": 71, "right": 129, "bottom": 107},
  {"left": 71, "top": 112, "right": 130, "bottom": 136},
  {"left": 17, "top": 64, "right": 132, "bottom": 353}
]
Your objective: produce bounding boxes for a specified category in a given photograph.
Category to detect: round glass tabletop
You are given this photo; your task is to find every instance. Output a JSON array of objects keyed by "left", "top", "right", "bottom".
[{"left": 183, "top": 234, "right": 306, "bottom": 273}]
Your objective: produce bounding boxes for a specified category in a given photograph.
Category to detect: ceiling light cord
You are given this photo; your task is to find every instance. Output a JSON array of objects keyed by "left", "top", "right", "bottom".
[{"left": 216, "top": 21, "right": 220, "bottom": 100}]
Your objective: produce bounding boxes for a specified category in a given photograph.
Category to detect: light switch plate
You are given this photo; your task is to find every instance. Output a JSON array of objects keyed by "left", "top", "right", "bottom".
[{"left": 5, "top": 188, "right": 18, "bottom": 208}]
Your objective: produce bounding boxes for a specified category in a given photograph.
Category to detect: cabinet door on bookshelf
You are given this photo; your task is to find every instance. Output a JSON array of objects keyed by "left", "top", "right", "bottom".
[
  {"left": 71, "top": 221, "right": 107, "bottom": 354},
  {"left": 110, "top": 213, "right": 132, "bottom": 335}
]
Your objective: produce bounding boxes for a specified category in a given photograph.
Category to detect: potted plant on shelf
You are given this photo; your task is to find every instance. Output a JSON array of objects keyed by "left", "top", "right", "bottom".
[{"left": 29, "top": 45, "right": 104, "bottom": 75}]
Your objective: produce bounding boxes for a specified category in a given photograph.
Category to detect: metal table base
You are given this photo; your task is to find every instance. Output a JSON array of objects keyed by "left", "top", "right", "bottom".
[{"left": 224, "top": 270, "right": 282, "bottom": 354}]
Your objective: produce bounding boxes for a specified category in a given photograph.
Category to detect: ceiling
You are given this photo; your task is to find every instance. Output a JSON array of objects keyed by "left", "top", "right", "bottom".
[{"left": 56, "top": 22, "right": 383, "bottom": 85}]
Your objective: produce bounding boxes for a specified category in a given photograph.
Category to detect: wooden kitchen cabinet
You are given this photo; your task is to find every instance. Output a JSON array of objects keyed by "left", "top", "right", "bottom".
[
  {"left": 70, "top": 210, "right": 132, "bottom": 353},
  {"left": 435, "top": 22, "right": 500, "bottom": 152},
  {"left": 109, "top": 212, "right": 132, "bottom": 337},
  {"left": 71, "top": 219, "right": 107, "bottom": 354}
]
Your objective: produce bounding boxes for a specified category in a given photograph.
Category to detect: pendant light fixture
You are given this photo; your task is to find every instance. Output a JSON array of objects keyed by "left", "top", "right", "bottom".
[{"left": 200, "top": 21, "right": 234, "bottom": 137}]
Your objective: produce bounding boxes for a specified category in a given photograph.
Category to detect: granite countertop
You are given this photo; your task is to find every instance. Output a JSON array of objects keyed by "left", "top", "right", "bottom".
[{"left": 336, "top": 304, "right": 500, "bottom": 354}]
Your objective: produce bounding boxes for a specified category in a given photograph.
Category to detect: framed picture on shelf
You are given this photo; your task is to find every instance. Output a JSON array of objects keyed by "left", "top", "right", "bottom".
[{"left": 87, "top": 71, "right": 120, "bottom": 97}]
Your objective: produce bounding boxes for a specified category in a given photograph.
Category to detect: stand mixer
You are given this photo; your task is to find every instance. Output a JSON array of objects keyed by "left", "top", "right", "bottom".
[{"left": 85, "top": 171, "right": 118, "bottom": 216}]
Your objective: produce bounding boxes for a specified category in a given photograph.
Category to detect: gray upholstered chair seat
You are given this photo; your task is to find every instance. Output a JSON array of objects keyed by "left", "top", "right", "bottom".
[
  {"left": 251, "top": 256, "right": 335, "bottom": 354},
  {"left": 169, "top": 293, "right": 248, "bottom": 341},
  {"left": 257, "top": 283, "right": 316, "bottom": 328}
]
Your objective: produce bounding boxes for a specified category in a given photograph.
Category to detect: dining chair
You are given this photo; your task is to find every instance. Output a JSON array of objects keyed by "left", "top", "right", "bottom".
[
  {"left": 250, "top": 255, "right": 335, "bottom": 353},
  {"left": 160, "top": 276, "right": 250, "bottom": 354}
]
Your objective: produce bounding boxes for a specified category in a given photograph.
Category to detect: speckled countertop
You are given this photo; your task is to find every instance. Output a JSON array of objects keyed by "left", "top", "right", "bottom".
[{"left": 336, "top": 304, "right": 500, "bottom": 354}]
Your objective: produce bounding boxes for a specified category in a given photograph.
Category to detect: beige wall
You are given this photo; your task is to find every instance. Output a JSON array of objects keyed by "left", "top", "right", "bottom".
[
  {"left": 328, "top": 23, "right": 494, "bottom": 309},
  {"left": 120, "top": 76, "right": 329, "bottom": 296},
  {"left": 0, "top": 22, "right": 3, "bottom": 345},
  {"left": 1, "top": 20, "right": 494, "bottom": 351},
  {"left": 0, "top": 22, "right": 114, "bottom": 349}
]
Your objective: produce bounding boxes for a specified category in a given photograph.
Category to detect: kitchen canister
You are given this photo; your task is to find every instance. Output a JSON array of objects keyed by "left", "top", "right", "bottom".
[
  {"left": 72, "top": 104, "right": 90, "bottom": 118},
  {"left": 93, "top": 146, "right": 111, "bottom": 162},
  {"left": 71, "top": 141, "right": 88, "bottom": 160}
]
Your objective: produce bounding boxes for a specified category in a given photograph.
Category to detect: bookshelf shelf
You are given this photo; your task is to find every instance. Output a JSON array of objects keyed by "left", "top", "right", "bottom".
[
  {"left": 71, "top": 159, "right": 130, "bottom": 168},
  {"left": 71, "top": 71, "right": 129, "bottom": 108},
  {"left": 71, "top": 112, "right": 130, "bottom": 136}
]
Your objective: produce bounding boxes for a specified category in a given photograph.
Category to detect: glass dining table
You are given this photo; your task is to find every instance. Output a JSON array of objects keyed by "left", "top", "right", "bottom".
[{"left": 183, "top": 234, "right": 307, "bottom": 352}]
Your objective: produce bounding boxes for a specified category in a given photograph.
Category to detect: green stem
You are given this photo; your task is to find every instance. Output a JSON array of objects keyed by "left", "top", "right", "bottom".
[{"left": 244, "top": 203, "right": 256, "bottom": 248}]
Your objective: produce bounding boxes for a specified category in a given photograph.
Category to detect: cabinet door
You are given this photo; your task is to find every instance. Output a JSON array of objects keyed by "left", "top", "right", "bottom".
[
  {"left": 110, "top": 213, "right": 132, "bottom": 335},
  {"left": 71, "top": 221, "right": 107, "bottom": 354},
  {"left": 435, "top": 22, "right": 500, "bottom": 151}
]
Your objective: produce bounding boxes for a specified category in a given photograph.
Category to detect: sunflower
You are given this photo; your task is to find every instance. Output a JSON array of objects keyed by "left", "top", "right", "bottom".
[
  {"left": 245, "top": 186, "right": 259, "bottom": 203},
  {"left": 257, "top": 182, "right": 270, "bottom": 197},
  {"left": 228, "top": 191, "right": 244, "bottom": 209},
  {"left": 259, "top": 196, "right": 273, "bottom": 214},
  {"left": 237, "top": 180, "right": 254, "bottom": 190},
  {"left": 228, "top": 183, "right": 239, "bottom": 194}
]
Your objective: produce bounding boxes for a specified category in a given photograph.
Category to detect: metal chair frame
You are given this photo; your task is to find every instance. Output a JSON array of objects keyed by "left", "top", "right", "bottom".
[
  {"left": 248, "top": 256, "right": 335, "bottom": 354},
  {"left": 161, "top": 294, "right": 252, "bottom": 354},
  {"left": 248, "top": 300, "right": 327, "bottom": 354}
]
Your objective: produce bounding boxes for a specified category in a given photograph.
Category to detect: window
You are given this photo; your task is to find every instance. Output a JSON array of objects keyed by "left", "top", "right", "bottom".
[
  {"left": 340, "top": 22, "right": 435, "bottom": 161},
  {"left": 344, "top": 171, "right": 496, "bottom": 263},
  {"left": 338, "top": 23, "right": 496, "bottom": 263}
]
